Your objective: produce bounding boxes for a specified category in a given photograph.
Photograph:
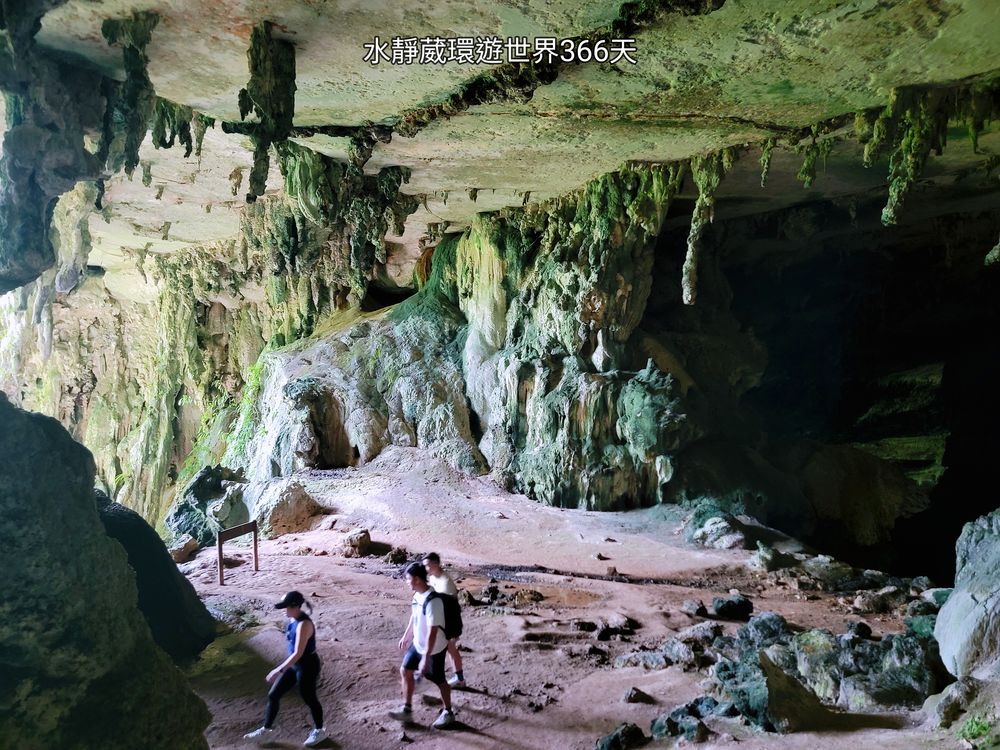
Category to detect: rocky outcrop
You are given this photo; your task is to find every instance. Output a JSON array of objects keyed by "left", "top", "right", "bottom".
[
  {"left": 708, "top": 612, "right": 948, "bottom": 731},
  {"left": 219, "top": 167, "right": 704, "bottom": 511},
  {"left": 936, "top": 509, "right": 1000, "bottom": 678},
  {"left": 165, "top": 464, "right": 248, "bottom": 545},
  {"left": 0, "top": 393, "right": 209, "bottom": 748},
  {"left": 167, "top": 467, "right": 322, "bottom": 542},
  {"left": 95, "top": 490, "right": 215, "bottom": 662}
]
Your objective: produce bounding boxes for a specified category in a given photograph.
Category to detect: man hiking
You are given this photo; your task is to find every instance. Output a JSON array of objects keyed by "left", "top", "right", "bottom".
[
  {"left": 422, "top": 552, "right": 465, "bottom": 687},
  {"left": 392, "top": 562, "right": 456, "bottom": 728}
]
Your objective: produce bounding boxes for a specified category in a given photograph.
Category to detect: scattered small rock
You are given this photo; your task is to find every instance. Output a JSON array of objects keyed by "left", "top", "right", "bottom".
[
  {"left": 458, "top": 589, "right": 482, "bottom": 607},
  {"left": 342, "top": 528, "right": 371, "bottom": 557},
  {"left": 845, "top": 621, "right": 873, "bottom": 639},
  {"left": 624, "top": 687, "right": 655, "bottom": 704},
  {"left": 681, "top": 599, "right": 708, "bottom": 617},
  {"left": 384, "top": 546, "right": 408, "bottom": 564},
  {"left": 168, "top": 533, "right": 200, "bottom": 563},
  {"left": 921, "top": 588, "right": 952, "bottom": 608},
  {"left": 749, "top": 541, "right": 797, "bottom": 573},
  {"left": 906, "top": 598, "right": 938, "bottom": 617},
  {"left": 512, "top": 589, "right": 544, "bottom": 607},
  {"left": 595, "top": 722, "right": 648, "bottom": 750},
  {"left": 595, "top": 552, "right": 610, "bottom": 561},
  {"left": 852, "top": 585, "right": 905, "bottom": 614},
  {"left": 712, "top": 594, "right": 753, "bottom": 621}
]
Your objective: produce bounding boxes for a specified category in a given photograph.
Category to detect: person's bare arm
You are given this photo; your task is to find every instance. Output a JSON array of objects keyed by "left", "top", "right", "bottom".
[
  {"left": 267, "top": 620, "right": 313, "bottom": 683},
  {"left": 398, "top": 617, "right": 414, "bottom": 651}
]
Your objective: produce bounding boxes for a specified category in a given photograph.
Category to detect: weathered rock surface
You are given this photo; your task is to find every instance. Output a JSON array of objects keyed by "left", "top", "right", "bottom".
[
  {"left": 709, "top": 611, "right": 948, "bottom": 731},
  {"left": 0, "top": 393, "right": 210, "bottom": 748},
  {"left": 922, "top": 676, "right": 980, "bottom": 729},
  {"left": 936, "top": 509, "right": 1000, "bottom": 678},
  {"left": 242, "top": 478, "right": 322, "bottom": 537},
  {"left": 169, "top": 533, "right": 200, "bottom": 563},
  {"left": 342, "top": 528, "right": 372, "bottom": 558},
  {"left": 595, "top": 722, "right": 648, "bottom": 750},
  {"left": 165, "top": 464, "right": 248, "bottom": 545},
  {"left": 95, "top": 491, "right": 215, "bottom": 662}
]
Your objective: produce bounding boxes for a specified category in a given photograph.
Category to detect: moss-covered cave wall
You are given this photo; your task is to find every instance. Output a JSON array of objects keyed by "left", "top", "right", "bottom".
[
  {"left": 2, "top": 0, "right": 998, "bottom": 561},
  {"left": 1, "top": 143, "right": 419, "bottom": 524}
]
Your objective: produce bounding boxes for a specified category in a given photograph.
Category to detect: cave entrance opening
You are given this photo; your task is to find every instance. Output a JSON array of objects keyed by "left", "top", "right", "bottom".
[{"left": 308, "top": 392, "right": 356, "bottom": 470}]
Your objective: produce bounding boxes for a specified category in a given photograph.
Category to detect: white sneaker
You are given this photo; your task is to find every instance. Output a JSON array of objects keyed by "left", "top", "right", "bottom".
[
  {"left": 432, "top": 709, "right": 456, "bottom": 729},
  {"left": 304, "top": 727, "right": 327, "bottom": 747},
  {"left": 447, "top": 674, "right": 465, "bottom": 687},
  {"left": 244, "top": 726, "right": 274, "bottom": 741}
]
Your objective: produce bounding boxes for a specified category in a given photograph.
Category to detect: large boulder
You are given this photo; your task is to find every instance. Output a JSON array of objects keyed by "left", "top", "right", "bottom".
[
  {"left": 95, "top": 491, "right": 215, "bottom": 662},
  {"left": 0, "top": 393, "right": 210, "bottom": 748},
  {"left": 242, "top": 478, "right": 322, "bottom": 537},
  {"left": 936, "top": 509, "right": 1000, "bottom": 677}
]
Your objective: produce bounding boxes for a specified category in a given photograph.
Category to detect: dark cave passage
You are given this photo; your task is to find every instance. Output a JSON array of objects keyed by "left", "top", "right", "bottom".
[{"left": 642, "top": 192, "right": 1000, "bottom": 582}]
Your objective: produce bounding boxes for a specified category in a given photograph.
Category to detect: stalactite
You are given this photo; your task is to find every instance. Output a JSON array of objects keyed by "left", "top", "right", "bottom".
[
  {"left": 235, "top": 22, "right": 296, "bottom": 202},
  {"left": 682, "top": 149, "right": 735, "bottom": 305},
  {"left": 101, "top": 11, "right": 160, "bottom": 178},
  {"left": 759, "top": 137, "right": 776, "bottom": 188},
  {"left": 151, "top": 98, "right": 194, "bottom": 156},
  {"left": 192, "top": 112, "right": 215, "bottom": 157},
  {"left": 856, "top": 80, "right": 1000, "bottom": 226}
]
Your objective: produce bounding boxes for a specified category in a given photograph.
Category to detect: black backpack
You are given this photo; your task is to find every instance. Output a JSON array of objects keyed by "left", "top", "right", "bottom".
[{"left": 422, "top": 590, "right": 463, "bottom": 640}]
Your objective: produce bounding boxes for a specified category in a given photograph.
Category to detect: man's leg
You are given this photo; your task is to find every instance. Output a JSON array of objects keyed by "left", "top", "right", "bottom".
[
  {"left": 401, "top": 665, "right": 415, "bottom": 705},
  {"left": 447, "top": 638, "right": 463, "bottom": 673},
  {"left": 428, "top": 649, "right": 452, "bottom": 712},
  {"left": 398, "top": 644, "right": 421, "bottom": 711}
]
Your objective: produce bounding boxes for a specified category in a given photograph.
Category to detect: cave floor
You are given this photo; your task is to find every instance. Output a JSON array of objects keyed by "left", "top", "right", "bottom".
[{"left": 183, "top": 447, "right": 953, "bottom": 750}]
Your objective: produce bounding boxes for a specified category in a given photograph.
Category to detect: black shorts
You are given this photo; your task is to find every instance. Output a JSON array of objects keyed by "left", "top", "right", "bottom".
[{"left": 402, "top": 644, "right": 447, "bottom": 685}]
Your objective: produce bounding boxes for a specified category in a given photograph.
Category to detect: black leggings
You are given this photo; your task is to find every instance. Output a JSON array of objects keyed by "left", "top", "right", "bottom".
[{"left": 264, "top": 653, "right": 324, "bottom": 729}]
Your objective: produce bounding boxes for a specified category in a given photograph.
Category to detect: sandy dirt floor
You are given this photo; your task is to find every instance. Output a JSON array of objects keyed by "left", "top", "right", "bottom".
[{"left": 182, "top": 447, "right": 964, "bottom": 750}]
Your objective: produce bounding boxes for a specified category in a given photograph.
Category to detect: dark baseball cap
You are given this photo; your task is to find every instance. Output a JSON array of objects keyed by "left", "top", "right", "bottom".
[{"left": 274, "top": 590, "right": 305, "bottom": 609}]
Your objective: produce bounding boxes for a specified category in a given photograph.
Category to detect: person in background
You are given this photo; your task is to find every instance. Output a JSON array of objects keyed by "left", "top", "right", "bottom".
[
  {"left": 422, "top": 552, "right": 465, "bottom": 687},
  {"left": 392, "top": 562, "right": 456, "bottom": 728},
  {"left": 244, "top": 590, "right": 328, "bottom": 747}
]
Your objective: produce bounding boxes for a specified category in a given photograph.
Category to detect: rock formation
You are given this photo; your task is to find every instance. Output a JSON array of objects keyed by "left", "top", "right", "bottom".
[
  {"left": 95, "top": 489, "right": 215, "bottom": 662},
  {"left": 0, "top": 393, "right": 210, "bottom": 749},
  {"left": 0, "top": 7, "right": 998, "bottom": 743},
  {"left": 936, "top": 510, "right": 1000, "bottom": 678}
]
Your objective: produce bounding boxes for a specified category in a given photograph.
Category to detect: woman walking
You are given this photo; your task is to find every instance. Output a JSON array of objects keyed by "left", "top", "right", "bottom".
[{"left": 244, "top": 591, "right": 327, "bottom": 746}]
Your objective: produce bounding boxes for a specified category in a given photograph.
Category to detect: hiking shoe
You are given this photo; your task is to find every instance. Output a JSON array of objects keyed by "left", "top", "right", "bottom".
[
  {"left": 304, "top": 727, "right": 327, "bottom": 746},
  {"left": 243, "top": 726, "right": 274, "bottom": 741},
  {"left": 389, "top": 704, "right": 413, "bottom": 720},
  {"left": 432, "top": 709, "right": 456, "bottom": 729},
  {"left": 447, "top": 674, "right": 465, "bottom": 687}
]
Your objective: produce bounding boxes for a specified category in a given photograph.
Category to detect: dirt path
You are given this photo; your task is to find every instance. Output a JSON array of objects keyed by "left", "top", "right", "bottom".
[{"left": 183, "top": 447, "right": 963, "bottom": 750}]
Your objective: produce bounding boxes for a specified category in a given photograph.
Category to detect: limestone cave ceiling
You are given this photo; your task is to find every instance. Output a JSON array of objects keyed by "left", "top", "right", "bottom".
[{"left": 2, "top": 0, "right": 1000, "bottom": 301}]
